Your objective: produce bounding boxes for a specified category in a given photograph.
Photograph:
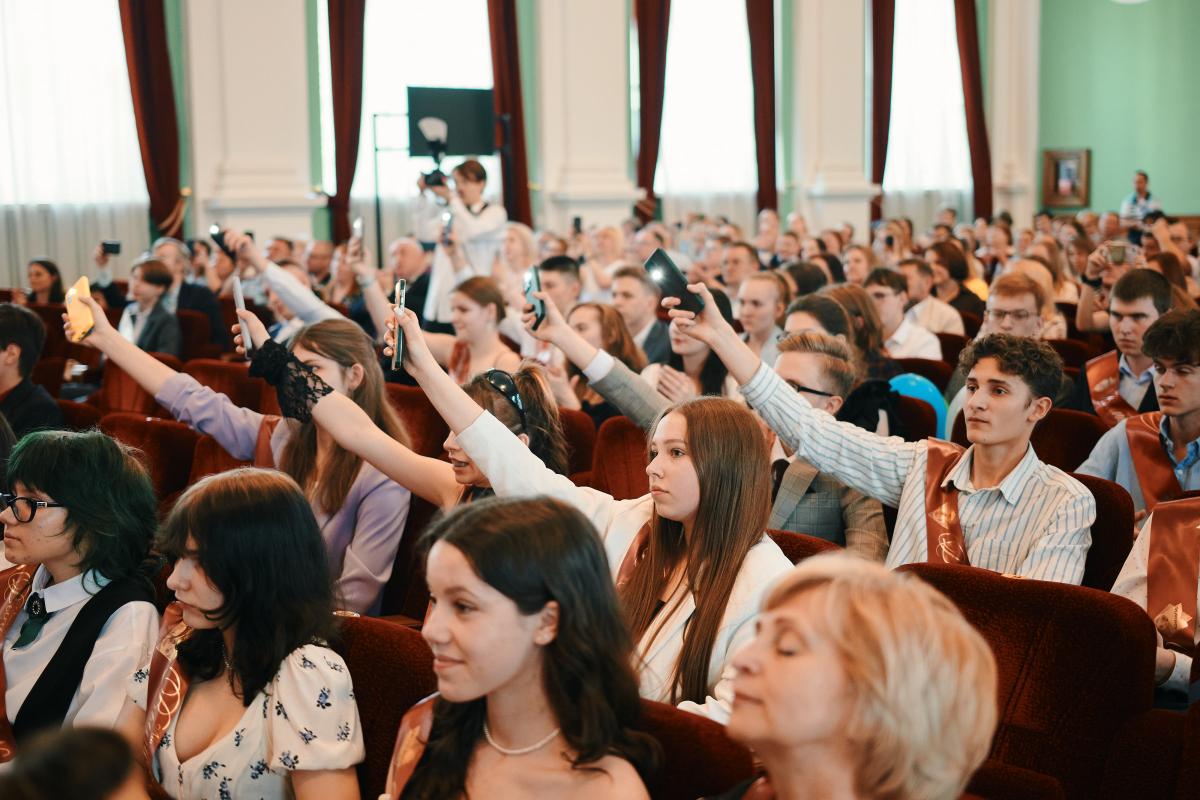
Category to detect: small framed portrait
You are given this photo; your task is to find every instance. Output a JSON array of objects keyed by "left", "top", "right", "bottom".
[{"left": 1042, "top": 148, "right": 1091, "bottom": 208}]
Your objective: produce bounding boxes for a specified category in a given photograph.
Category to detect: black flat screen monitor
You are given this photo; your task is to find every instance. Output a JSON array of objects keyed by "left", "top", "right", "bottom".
[{"left": 406, "top": 87, "right": 495, "bottom": 157}]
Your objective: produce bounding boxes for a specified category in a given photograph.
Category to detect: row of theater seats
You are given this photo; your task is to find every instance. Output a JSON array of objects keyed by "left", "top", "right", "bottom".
[{"left": 335, "top": 555, "right": 1198, "bottom": 800}]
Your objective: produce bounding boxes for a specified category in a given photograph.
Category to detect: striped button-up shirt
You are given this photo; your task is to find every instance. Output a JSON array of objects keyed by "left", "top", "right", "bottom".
[{"left": 741, "top": 363, "right": 1095, "bottom": 584}]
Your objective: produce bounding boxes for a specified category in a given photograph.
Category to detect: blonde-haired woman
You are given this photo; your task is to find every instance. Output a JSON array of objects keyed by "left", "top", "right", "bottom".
[
  {"left": 492, "top": 222, "right": 538, "bottom": 310},
  {"left": 714, "top": 554, "right": 997, "bottom": 800}
]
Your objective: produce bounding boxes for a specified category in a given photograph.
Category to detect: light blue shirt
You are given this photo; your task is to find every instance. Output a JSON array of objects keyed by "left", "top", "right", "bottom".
[
  {"left": 740, "top": 362, "right": 1094, "bottom": 584},
  {"left": 1078, "top": 415, "right": 1200, "bottom": 514}
]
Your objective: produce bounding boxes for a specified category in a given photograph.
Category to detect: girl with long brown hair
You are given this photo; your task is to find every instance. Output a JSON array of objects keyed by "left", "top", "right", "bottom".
[
  {"left": 233, "top": 305, "right": 791, "bottom": 721},
  {"left": 551, "top": 302, "right": 646, "bottom": 428},
  {"left": 820, "top": 283, "right": 901, "bottom": 380},
  {"left": 66, "top": 298, "right": 411, "bottom": 616},
  {"left": 414, "top": 276, "right": 522, "bottom": 383}
]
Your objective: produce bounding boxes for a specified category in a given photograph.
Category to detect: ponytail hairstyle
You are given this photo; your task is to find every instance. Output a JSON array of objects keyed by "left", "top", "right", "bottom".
[
  {"left": 621, "top": 398, "right": 771, "bottom": 704},
  {"left": 463, "top": 363, "right": 569, "bottom": 476},
  {"left": 401, "top": 497, "right": 660, "bottom": 799}
]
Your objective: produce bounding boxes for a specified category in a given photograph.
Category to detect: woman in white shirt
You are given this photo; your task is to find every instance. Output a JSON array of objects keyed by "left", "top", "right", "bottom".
[
  {"left": 232, "top": 307, "right": 791, "bottom": 723},
  {"left": 383, "top": 497, "right": 656, "bottom": 799},
  {"left": 116, "top": 468, "right": 364, "bottom": 799},
  {"left": 0, "top": 430, "right": 160, "bottom": 762}
]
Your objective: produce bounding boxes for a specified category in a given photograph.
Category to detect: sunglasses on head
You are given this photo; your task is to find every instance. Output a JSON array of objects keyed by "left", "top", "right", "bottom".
[{"left": 484, "top": 369, "right": 526, "bottom": 430}]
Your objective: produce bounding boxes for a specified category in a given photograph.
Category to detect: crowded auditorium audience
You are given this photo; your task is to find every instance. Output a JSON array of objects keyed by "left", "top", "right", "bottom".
[{"left": 5, "top": 10, "right": 1200, "bottom": 798}]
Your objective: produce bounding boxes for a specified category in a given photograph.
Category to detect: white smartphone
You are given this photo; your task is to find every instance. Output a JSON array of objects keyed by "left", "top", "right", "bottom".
[
  {"left": 352, "top": 217, "right": 364, "bottom": 240},
  {"left": 391, "top": 279, "right": 407, "bottom": 371},
  {"left": 232, "top": 276, "right": 251, "bottom": 355}
]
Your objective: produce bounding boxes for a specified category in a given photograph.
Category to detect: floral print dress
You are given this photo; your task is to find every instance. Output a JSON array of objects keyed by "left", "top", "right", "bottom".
[{"left": 128, "top": 644, "right": 364, "bottom": 799}]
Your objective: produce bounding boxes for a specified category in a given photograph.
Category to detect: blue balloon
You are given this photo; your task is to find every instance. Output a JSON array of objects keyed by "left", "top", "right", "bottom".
[{"left": 889, "top": 373, "right": 948, "bottom": 439}]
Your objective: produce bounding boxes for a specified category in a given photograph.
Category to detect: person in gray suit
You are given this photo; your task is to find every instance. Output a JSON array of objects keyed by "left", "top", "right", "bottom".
[
  {"left": 116, "top": 257, "right": 182, "bottom": 358},
  {"left": 524, "top": 294, "right": 889, "bottom": 561}
]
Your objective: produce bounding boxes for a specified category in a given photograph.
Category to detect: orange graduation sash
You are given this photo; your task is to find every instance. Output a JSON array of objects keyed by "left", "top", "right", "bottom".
[
  {"left": 0, "top": 565, "right": 36, "bottom": 762},
  {"left": 384, "top": 694, "right": 436, "bottom": 799},
  {"left": 1144, "top": 497, "right": 1200, "bottom": 658},
  {"left": 1126, "top": 412, "right": 1183, "bottom": 513},
  {"left": 142, "top": 602, "right": 192, "bottom": 772},
  {"left": 1086, "top": 351, "right": 1139, "bottom": 428},
  {"left": 924, "top": 441, "right": 970, "bottom": 566}
]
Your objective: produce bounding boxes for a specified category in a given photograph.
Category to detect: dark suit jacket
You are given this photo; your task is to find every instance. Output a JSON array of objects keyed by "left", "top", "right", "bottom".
[
  {"left": 1067, "top": 358, "right": 1159, "bottom": 417},
  {"left": 177, "top": 282, "right": 227, "bottom": 346},
  {"left": 133, "top": 302, "right": 182, "bottom": 358},
  {"left": 0, "top": 379, "right": 64, "bottom": 439},
  {"left": 641, "top": 319, "right": 671, "bottom": 365}
]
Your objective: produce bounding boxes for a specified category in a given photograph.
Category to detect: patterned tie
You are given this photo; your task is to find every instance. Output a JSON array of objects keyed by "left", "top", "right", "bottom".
[{"left": 13, "top": 592, "right": 51, "bottom": 649}]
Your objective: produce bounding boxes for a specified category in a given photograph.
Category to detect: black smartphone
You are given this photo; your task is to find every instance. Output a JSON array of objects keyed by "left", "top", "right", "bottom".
[
  {"left": 524, "top": 265, "right": 546, "bottom": 330},
  {"left": 572, "top": 216, "right": 582, "bottom": 235},
  {"left": 391, "top": 279, "right": 407, "bottom": 371},
  {"left": 644, "top": 248, "right": 705, "bottom": 314},
  {"left": 209, "top": 224, "right": 237, "bottom": 260},
  {"left": 101, "top": 240, "right": 121, "bottom": 256}
]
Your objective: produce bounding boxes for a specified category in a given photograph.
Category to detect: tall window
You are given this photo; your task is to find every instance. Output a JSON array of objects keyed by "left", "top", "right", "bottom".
[
  {"left": 881, "top": 0, "right": 973, "bottom": 228},
  {"left": 652, "top": 0, "right": 757, "bottom": 229},
  {"left": 0, "top": 0, "right": 149, "bottom": 281},
  {"left": 317, "top": 0, "right": 499, "bottom": 245}
]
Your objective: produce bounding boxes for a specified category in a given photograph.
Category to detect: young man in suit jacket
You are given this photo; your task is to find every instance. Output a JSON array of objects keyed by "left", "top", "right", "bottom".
[
  {"left": 611, "top": 266, "right": 670, "bottom": 365},
  {"left": 152, "top": 238, "right": 228, "bottom": 348},
  {"left": 115, "top": 259, "right": 182, "bottom": 358},
  {"left": 0, "top": 304, "right": 63, "bottom": 438}
]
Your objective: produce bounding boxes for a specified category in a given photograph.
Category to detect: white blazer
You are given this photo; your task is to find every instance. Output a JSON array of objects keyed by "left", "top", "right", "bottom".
[{"left": 457, "top": 411, "right": 793, "bottom": 723}]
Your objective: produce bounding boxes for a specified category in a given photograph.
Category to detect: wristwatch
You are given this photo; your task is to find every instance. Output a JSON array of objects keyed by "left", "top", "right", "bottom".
[{"left": 1081, "top": 274, "right": 1103, "bottom": 289}]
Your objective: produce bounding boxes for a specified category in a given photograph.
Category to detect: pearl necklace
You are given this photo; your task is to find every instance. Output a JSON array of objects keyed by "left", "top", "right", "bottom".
[{"left": 482, "top": 721, "right": 561, "bottom": 756}]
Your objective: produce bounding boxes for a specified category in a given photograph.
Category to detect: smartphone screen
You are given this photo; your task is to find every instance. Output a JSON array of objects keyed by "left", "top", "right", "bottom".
[
  {"left": 232, "top": 276, "right": 251, "bottom": 355},
  {"left": 644, "top": 248, "right": 705, "bottom": 314},
  {"left": 441, "top": 212, "right": 453, "bottom": 246},
  {"left": 391, "top": 279, "right": 407, "bottom": 371},
  {"left": 101, "top": 240, "right": 121, "bottom": 256},
  {"left": 65, "top": 276, "right": 94, "bottom": 343},
  {"left": 572, "top": 216, "right": 582, "bottom": 235},
  {"left": 352, "top": 217, "right": 364, "bottom": 240},
  {"left": 1109, "top": 244, "right": 1127, "bottom": 265},
  {"left": 524, "top": 266, "right": 546, "bottom": 330}
]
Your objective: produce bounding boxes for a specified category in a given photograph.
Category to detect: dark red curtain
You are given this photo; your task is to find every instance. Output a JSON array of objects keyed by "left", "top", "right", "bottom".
[
  {"left": 954, "top": 0, "right": 992, "bottom": 220},
  {"left": 326, "top": 0, "right": 366, "bottom": 243},
  {"left": 487, "top": 0, "right": 532, "bottom": 226},
  {"left": 745, "top": 0, "right": 777, "bottom": 213},
  {"left": 634, "top": 0, "right": 671, "bottom": 222},
  {"left": 118, "top": 0, "right": 183, "bottom": 237},
  {"left": 869, "top": 0, "right": 895, "bottom": 223}
]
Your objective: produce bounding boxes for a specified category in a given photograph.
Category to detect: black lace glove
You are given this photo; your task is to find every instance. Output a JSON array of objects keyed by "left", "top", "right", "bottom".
[{"left": 249, "top": 339, "right": 333, "bottom": 422}]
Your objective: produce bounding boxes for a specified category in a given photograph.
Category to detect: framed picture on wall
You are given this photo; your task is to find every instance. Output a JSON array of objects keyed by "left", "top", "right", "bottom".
[{"left": 1042, "top": 148, "right": 1091, "bottom": 208}]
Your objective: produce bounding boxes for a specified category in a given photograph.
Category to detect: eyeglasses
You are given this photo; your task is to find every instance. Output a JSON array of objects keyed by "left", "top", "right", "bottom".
[
  {"left": 784, "top": 380, "right": 836, "bottom": 398},
  {"left": 484, "top": 370, "right": 526, "bottom": 430},
  {"left": 984, "top": 309, "right": 1034, "bottom": 322},
  {"left": 0, "top": 493, "right": 63, "bottom": 523}
]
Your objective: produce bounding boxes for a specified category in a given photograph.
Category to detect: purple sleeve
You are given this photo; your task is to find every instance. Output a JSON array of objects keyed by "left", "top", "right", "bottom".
[
  {"left": 329, "top": 468, "right": 412, "bottom": 615},
  {"left": 155, "top": 373, "right": 267, "bottom": 462}
]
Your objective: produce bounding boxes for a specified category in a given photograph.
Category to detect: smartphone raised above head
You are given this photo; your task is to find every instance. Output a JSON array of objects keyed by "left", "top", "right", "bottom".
[
  {"left": 232, "top": 276, "right": 252, "bottom": 355},
  {"left": 524, "top": 266, "right": 546, "bottom": 330},
  {"left": 209, "top": 224, "right": 237, "bottom": 260},
  {"left": 644, "top": 248, "right": 705, "bottom": 315},
  {"left": 101, "top": 240, "right": 121, "bottom": 256},
  {"left": 391, "top": 279, "right": 408, "bottom": 371},
  {"left": 352, "top": 217, "right": 364, "bottom": 241},
  {"left": 65, "top": 276, "right": 94, "bottom": 343}
]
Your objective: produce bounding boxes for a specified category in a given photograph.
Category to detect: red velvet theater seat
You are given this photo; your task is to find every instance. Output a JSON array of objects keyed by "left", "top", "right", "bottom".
[
  {"left": 56, "top": 399, "right": 102, "bottom": 432},
  {"left": 1067, "top": 472, "right": 1133, "bottom": 592},
  {"left": 894, "top": 395, "right": 938, "bottom": 442},
  {"left": 952, "top": 408, "right": 1108, "bottom": 473},
  {"left": 333, "top": 615, "right": 437, "bottom": 800},
  {"left": 385, "top": 384, "right": 450, "bottom": 458},
  {"left": 638, "top": 700, "right": 754, "bottom": 800},
  {"left": 183, "top": 358, "right": 267, "bottom": 411},
  {"left": 766, "top": 529, "right": 840, "bottom": 564},
  {"left": 187, "top": 434, "right": 251, "bottom": 483},
  {"left": 895, "top": 357, "right": 954, "bottom": 392},
  {"left": 558, "top": 406, "right": 596, "bottom": 476},
  {"left": 900, "top": 563, "right": 1155, "bottom": 800},
  {"left": 90, "top": 353, "right": 183, "bottom": 417},
  {"left": 99, "top": 413, "right": 199, "bottom": 507},
  {"left": 589, "top": 415, "right": 649, "bottom": 500}
]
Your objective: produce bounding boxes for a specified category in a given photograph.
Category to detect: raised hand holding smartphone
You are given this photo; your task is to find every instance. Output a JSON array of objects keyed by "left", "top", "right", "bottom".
[
  {"left": 232, "top": 276, "right": 251, "bottom": 355},
  {"left": 391, "top": 279, "right": 407, "bottom": 371}
]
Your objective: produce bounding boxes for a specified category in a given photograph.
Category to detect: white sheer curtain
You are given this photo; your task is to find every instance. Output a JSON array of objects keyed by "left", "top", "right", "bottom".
[
  {"left": 0, "top": 0, "right": 149, "bottom": 287},
  {"left": 654, "top": 0, "right": 758, "bottom": 232},
  {"left": 881, "top": 0, "right": 972, "bottom": 233},
  {"left": 317, "top": 0, "right": 500, "bottom": 251}
]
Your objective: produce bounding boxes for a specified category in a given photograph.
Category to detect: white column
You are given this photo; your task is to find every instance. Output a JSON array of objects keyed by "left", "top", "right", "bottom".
[
  {"left": 182, "top": 0, "right": 323, "bottom": 240},
  {"left": 533, "top": 0, "right": 642, "bottom": 233},
  {"left": 988, "top": 0, "right": 1040, "bottom": 228},
  {"left": 787, "top": 0, "right": 878, "bottom": 239}
]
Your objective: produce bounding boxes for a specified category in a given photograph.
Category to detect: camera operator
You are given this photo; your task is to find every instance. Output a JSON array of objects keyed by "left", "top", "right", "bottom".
[{"left": 414, "top": 159, "right": 507, "bottom": 332}]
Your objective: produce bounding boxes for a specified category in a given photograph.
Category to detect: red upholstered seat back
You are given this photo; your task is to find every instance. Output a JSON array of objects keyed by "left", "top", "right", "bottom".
[
  {"left": 28, "top": 303, "right": 67, "bottom": 359},
  {"left": 1067, "top": 472, "right": 1133, "bottom": 592},
  {"left": 589, "top": 415, "right": 649, "bottom": 500},
  {"left": 894, "top": 395, "right": 938, "bottom": 442},
  {"left": 936, "top": 332, "right": 969, "bottom": 368},
  {"left": 56, "top": 399, "right": 103, "bottom": 432},
  {"left": 187, "top": 434, "right": 251, "bottom": 483},
  {"left": 91, "top": 353, "right": 182, "bottom": 416},
  {"left": 961, "top": 311, "right": 982, "bottom": 338},
  {"left": 30, "top": 357, "right": 65, "bottom": 398},
  {"left": 895, "top": 357, "right": 954, "bottom": 392},
  {"left": 638, "top": 700, "right": 754, "bottom": 799},
  {"left": 766, "top": 529, "right": 840, "bottom": 563},
  {"left": 558, "top": 407, "right": 596, "bottom": 476},
  {"left": 385, "top": 384, "right": 449, "bottom": 459},
  {"left": 951, "top": 408, "right": 1109, "bottom": 473},
  {"left": 99, "top": 412, "right": 199, "bottom": 507},
  {"left": 1047, "top": 338, "right": 1093, "bottom": 369},
  {"left": 177, "top": 309, "right": 221, "bottom": 360},
  {"left": 900, "top": 563, "right": 1154, "bottom": 799},
  {"left": 183, "top": 358, "right": 266, "bottom": 411},
  {"left": 332, "top": 616, "right": 437, "bottom": 800}
]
